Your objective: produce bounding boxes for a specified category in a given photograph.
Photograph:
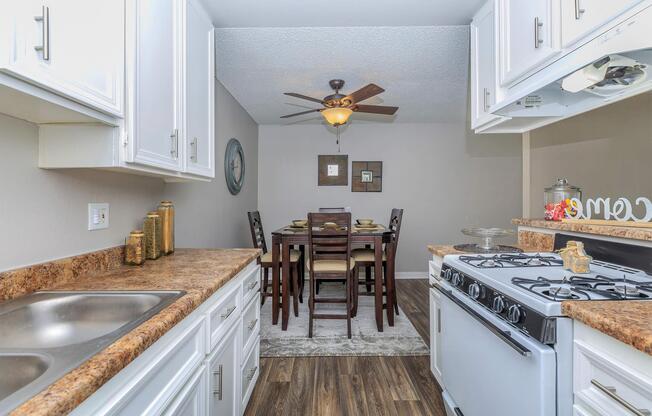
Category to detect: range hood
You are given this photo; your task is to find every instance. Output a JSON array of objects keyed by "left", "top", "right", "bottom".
[{"left": 492, "top": 4, "right": 652, "bottom": 126}]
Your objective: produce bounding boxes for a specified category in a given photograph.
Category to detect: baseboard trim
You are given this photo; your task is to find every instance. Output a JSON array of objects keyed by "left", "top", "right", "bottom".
[{"left": 395, "top": 272, "right": 428, "bottom": 280}]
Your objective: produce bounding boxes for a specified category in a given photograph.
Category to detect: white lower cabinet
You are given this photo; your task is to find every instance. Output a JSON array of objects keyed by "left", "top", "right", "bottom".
[
  {"left": 207, "top": 320, "right": 241, "bottom": 416},
  {"left": 70, "top": 262, "right": 261, "bottom": 416},
  {"left": 429, "top": 286, "right": 443, "bottom": 385},
  {"left": 572, "top": 321, "right": 652, "bottom": 416}
]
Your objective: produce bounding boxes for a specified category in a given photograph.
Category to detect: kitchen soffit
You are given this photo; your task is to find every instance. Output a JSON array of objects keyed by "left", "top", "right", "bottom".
[{"left": 216, "top": 26, "right": 471, "bottom": 125}]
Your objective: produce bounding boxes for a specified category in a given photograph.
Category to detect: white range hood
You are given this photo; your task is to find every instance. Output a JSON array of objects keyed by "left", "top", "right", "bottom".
[{"left": 488, "top": 4, "right": 652, "bottom": 132}]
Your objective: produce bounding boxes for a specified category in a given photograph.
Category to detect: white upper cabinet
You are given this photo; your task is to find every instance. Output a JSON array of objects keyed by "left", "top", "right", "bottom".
[
  {"left": 561, "top": 0, "right": 645, "bottom": 47},
  {"left": 128, "top": 0, "right": 183, "bottom": 172},
  {"left": 498, "top": 0, "right": 561, "bottom": 86},
  {"left": 0, "top": 0, "right": 124, "bottom": 117},
  {"left": 470, "top": 0, "right": 501, "bottom": 129},
  {"left": 184, "top": 0, "right": 215, "bottom": 177}
]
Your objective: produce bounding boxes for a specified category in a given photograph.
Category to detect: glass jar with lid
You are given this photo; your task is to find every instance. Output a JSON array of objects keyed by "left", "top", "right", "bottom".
[{"left": 544, "top": 179, "right": 582, "bottom": 221}]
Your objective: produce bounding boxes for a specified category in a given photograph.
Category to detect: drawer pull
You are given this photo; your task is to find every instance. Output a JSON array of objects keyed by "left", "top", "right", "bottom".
[
  {"left": 246, "top": 366, "right": 258, "bottom": 382},
  {"left": 574, "top": 0, "right": 585, "bottom": 20},
  {"left": 247, "top": 318, "right": 258, "bottom": 331},
  {"left": 34, "top": 6, "right": 50, "bottom": 61},
  {"left": 247, "top": 280, "right": 258, "bottom": 291},
  {"left": 212, "top": 364, "right": 223, "bottom": 400},
  {"left": 220, "top": 305, "right": 236, "bottom": 320},
  {"left": 591, "top": 379, "right": 651, "bottom": 416}
]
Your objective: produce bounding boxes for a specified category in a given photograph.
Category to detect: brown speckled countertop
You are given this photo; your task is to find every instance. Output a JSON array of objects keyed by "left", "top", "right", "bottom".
[
  {"left": 427, "top": 244, "right": 539, "bottom": 258},
  {"left": 513, "top": 218, "right": 652, "bottom": 241},
  {"left": 10, "top": 248, "right": 260, "bottom": 416},
  {"left": 562, "top": 301, "right": 652, "bottom": 356}
]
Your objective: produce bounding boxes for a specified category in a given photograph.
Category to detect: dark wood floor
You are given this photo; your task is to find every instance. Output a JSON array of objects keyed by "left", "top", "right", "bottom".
[{"left": 244, "top": 279, "right": 446, "bottom": 416}]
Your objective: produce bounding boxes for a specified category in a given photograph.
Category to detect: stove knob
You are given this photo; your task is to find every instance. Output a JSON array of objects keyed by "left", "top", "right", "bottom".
[
  {"left": 443, "top": 268, "right": 453, "bottom": 281},
  {"left": 468, "top": 283, "right": 481, "bottom": 299},
  {"left": 492, "top": 296, "right": 505, "bottom": 313},
  {"left": 452, "top": 272, "right": 464, "bottom": 287},
  {"left": 507, "top": 305, "right": 522, "bottom": 324}
]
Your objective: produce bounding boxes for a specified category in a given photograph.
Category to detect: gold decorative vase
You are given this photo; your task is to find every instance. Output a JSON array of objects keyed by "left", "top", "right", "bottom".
[
  {"left": 158, "top": 200, "right": 175, "bottom": 254},
  {"left": 144, "top": 211, "right": 162, "bottom": 260},
  {"left": 125, "top": 230, "right": 145, "bottom": 266}
]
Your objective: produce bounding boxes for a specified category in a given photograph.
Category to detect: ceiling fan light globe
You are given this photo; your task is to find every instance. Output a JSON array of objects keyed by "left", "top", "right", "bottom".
[{"left": 321, "top": 107, "right": 353, "bottom": 126}]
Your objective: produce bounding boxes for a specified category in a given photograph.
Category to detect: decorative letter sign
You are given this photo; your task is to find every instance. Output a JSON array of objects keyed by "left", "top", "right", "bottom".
[{"left": 568, "top": 197, "right": 652, "bottom": 222}]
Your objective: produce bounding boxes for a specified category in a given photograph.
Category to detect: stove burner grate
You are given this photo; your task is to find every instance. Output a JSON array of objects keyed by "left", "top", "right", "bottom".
[
  {"left": 460, "top": 254, "right": 563, "bottom": 269},
  {"left": 512, "top": 275, "right": 652, "bottom": 301}
]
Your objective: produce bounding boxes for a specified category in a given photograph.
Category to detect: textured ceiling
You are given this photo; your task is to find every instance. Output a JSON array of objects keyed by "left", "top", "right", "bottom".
[
  {"left": 216, "top": 26, "right": 470, "bottom": 125},
  {"left": 203, "top": 0, "right": 485, "bottom": 28}
]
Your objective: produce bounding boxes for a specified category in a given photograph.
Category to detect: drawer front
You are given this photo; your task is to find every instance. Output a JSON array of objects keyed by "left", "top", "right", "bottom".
[
  {"left": 111, "top": 317, "right": 206, "bottom": 416},
  {"left": 429, "top": 260, "right": 442, "bottom": 286},
  {"left": 207, "top": 322, "right": 241, "bottom": 416},
  {"left": 207, "top": 282, "right": 242, "bottom": 351},
  {"left": 574, "top": 339, "right": 652, "bottom": 416},
  {"left": 241, "top": 336, "right": 260, "bottom": 409},
  {"left": 241, "top": 265, "right": 261, "bottom": 307},
  {"left": 241, "top": 294, "right": 260, "bottom": 359}
]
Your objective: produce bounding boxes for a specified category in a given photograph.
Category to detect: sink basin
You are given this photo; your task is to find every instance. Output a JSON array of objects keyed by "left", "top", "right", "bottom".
[
  {"left": 0, "top": 354, "right": 50, "bottom": 402},
  {"left": 0, "top": 290, "right": 184, "bottom": 413},
  {"left": 0, "top": 292, "right": 166, "bottom": 348}
]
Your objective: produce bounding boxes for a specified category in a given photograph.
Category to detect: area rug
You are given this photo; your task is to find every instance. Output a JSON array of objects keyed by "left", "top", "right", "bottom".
[{"left": 260, "top": 283, "right": 430, "bottom": 357}]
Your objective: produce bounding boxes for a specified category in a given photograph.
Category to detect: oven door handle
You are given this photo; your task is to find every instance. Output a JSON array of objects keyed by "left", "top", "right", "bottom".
[{"left": 434, "top": 284, "right": 532, "bottom": 357}]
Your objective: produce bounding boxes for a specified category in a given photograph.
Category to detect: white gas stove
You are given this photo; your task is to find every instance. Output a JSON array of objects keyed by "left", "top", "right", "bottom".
[{"left": 433, "top": 248, "right": 652, "bottom": 416}]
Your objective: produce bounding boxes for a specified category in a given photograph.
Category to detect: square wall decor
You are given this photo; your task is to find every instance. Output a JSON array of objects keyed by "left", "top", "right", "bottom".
[
  {"left": 318, "top": 155, "right": 348, "bottom": 186},
  {"left": 352, "top": 161, "right": 382, "bottom": 192}
]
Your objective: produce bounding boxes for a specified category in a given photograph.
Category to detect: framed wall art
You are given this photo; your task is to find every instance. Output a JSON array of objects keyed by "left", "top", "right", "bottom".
[
  {"left": 352, "top": 161, "right": 382, "bottom": 192},
  {"left": 318, "top": 155, "right": 348, "bottom": 186}
]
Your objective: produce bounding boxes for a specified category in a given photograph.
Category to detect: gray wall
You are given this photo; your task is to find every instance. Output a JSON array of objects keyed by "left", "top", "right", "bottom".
[
  {"left": 258, "top": 122, "right": 522, "bottom": 273},
  {"left": 0, "top": 114, "right": 165, "bottom": 272},
  {"left": 165, "top": 81, "right": 259, "bottom": 248},
  {"left": 530, "top": 92, "right": 652, "bottom": 217}
]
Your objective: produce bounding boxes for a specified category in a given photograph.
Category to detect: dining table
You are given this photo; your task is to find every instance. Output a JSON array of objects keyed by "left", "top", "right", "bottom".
[{"left": 270, "top": 224, "right": 396, "bottom": 332}]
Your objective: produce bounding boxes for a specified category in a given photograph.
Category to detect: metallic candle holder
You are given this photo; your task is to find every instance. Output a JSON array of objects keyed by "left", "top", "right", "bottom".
[
  {"left": 158, "top": 200, "right": 175, "bottom": 255},
  {"left": 144, "top": 211, "right": 162, "bottom": 260},
  {"left": 125, "top": 230, "right": 145, "bottom": 266}
]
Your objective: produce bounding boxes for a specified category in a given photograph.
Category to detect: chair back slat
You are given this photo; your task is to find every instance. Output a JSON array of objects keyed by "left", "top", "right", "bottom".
[
  {"left": 388, "top": 208, "right": 404, "bottom": 253},
  {"left": 308, "top": 212, "right": 352, "bottom": 267},
  {"left": 247, "top": 211, "right": 267, "bottom": 254}
]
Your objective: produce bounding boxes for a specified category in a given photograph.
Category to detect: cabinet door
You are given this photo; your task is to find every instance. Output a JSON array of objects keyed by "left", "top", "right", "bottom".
[
  {"left": 208, "top": 323, "right": 240, "bottom": 416},
  {"left": 130, "top": 0, "right": 183, "bottom": 172},
  {"left": 470, "top": 0, "right": 499, "bottom": 129},
  {"left": 0, "top": 0, "right": 123, "bottom": 116},
  {"left": 184, "top": 0, "right": 215, "bottom": 177},
  {"left": 499, "top": 0, "right": 560, "bottom": 86},
  {"left": 429, "top": 288, "right": 443, "bottom": 385},
  {"left": 163, "top": 366, "right": 208, "bottom": 416},
  {"left": 561, "top": 0, "right": 644, "bottom": 47}
]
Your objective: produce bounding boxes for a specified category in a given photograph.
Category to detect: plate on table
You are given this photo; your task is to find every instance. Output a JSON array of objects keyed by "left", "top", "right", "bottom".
[
  {"left": 355, "top": 223, "right": 381, "bottom": 229},
  {"left": 288, "top": 225, "right": 308, "bottom": 229}
]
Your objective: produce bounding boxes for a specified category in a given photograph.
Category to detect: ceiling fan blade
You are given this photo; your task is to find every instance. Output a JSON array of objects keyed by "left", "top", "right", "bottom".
[
  {"left": 284, "top": 92, "right": 324, "bottom": 104},
  {"left": 280, "top": 109, "right": 322, "bottom": 118},
  {"left": 344, "top": 83, "right": 385, "bottom": 104},
  {"left": 352, "top": 104, "right": 398, "bottom": 115}
]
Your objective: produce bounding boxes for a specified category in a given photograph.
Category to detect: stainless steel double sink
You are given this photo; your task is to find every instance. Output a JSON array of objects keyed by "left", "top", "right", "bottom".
[{"left": 0, "top": 291, "right": 185, "bottom": 413}]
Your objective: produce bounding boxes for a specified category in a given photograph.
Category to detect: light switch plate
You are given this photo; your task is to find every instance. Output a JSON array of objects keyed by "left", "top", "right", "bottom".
[{"left": 88, "top": 203, "right": 110, "bottom": 231}]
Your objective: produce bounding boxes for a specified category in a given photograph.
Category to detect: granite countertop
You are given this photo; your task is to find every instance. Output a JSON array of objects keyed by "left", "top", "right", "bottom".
[
  {"left": 562, "top": 301, "right": 652, "bottom": 357},
  {"left": 427, "top": 244, "right": 538, "bottom": 258},
  {"left": 10, "top": 248, "right": 260, "bottom": 416},
  {"left": 513, "top": 218, "right": 652, "bottom": 241}
]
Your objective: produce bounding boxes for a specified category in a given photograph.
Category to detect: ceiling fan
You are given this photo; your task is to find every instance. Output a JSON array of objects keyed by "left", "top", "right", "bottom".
[{"left": 281, "top": 79, "right": 398, "bottom": 126}]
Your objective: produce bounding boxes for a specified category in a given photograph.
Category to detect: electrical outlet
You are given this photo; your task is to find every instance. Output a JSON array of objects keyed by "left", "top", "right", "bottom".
[{"left": 88, "top": 203, "right": 110, "bottom": 231}]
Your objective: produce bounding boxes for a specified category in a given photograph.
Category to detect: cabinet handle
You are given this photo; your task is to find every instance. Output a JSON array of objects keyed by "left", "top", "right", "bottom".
[
  {"left": 34, "top": 6, "right": 50, "bottom": 61},
  {"left": 170, "top": 129, "right": 178, "bottom": 158},
  {"left": 590, "top": 379, "right": 650, "bottom": 416},
  {"left": 220, "top": 305, "right": 236, "bottom": 320},
  {"left": 247, "top": 318, "right": 258, "bottom": 331},
  {"left": 246, "top": 366, "right": 258, "bottom": 382},
  {"left": 574, "top": 0, "right": 586, "bottom": 20},
  {"left": 190, "top": 137, "right": 198, "bottom": 162},
  {"left": 483, "top": 88, "right": 490, "bottom": 112},
  {"left": 437, "top": 308, "right": 441, "bottom": 333},
  {"left": 534, "top": 17, "right": 544, "bottom": 49},
  {"left": 247, "top": 280, "right": 258, "bottom": 291},
  {"left": 212, "top": 364, "right": 223, "bottom": 400}
]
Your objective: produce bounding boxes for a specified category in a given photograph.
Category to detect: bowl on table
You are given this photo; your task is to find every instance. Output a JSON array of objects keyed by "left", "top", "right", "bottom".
[
  {"left": 291, "top": 219, "right": 308, "bottom": 227},
  {"left": 356, "top": 219, "right": 374, "bottom": 226}
]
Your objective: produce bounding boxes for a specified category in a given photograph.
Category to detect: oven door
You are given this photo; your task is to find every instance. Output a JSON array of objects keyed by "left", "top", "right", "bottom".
[{"left": 436, "top": 284, "right": 557, "bottom": 416}]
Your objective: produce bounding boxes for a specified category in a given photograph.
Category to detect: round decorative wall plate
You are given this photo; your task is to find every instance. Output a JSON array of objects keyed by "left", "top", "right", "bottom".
[{"left": 224, "top": 138, "right": 245, "bottom": 195}]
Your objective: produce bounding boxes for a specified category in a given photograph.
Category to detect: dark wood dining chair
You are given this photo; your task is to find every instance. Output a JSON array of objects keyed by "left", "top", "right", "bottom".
[
  {"left": 247, "top": 211, "right": 304, "bottom": 317},
  {"left": 307, "top": 212, "right": 358, "bottom": 339},
  {"left": 351, "top": 208, "right": 403, "bottom": 315}
]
